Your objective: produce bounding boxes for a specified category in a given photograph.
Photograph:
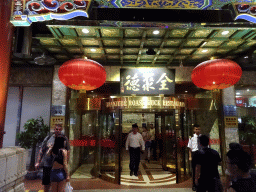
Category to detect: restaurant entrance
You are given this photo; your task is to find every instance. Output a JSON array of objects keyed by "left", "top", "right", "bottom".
[{"left": 96, "top": 96, "right": 190, "bottom": 185}]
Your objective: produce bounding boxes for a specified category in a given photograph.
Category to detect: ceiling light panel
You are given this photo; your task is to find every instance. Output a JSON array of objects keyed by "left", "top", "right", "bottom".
[
  {"left": 101, "top": 29, "right": 120, "bottom": 37},
  {"left": 125, "top": 29, "right": 143, "bottom": 37},
  {"left": 76, "top": 28, "right": 97, "bottom": 36},
  {"left": 169, "top": 29, "right": 189, "bottom": 37}
]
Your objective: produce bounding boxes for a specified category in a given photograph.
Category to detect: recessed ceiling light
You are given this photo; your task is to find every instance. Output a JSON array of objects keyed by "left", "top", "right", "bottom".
[
  {"left": 221, "top": 31, "right": 229, "bottom": 35},
  {"left": 185, "top": 91, "right": 188, "bottom": 93},
  {"left": 236, "top": 92, "right": 240, "bottom": 95},
  {"left": 83, "top": 81, "right": 85, "bottom": 83},
  {"left": 247, "top": 89, "right": 250, "bottom": 91},
  {"left": 244, "top": 56, "right": 249, "bottom": 59},
  {"left": 91, "top": 48, "right": 96, "bottom": 52},
  {"left": 213, "top": 81, "right": 216, "bottom": 84},
  {"left": 153, "top": 30, "right": 160, "bottom": 35},
  {"left": 202, "top": 49, "right": 208, "bottom": 53},
  {"left": 82, "top": 28, "right": 89, "bottom": 34}
]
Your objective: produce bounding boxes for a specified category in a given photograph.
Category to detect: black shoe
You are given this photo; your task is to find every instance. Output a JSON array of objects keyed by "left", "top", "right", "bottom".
[
  {"left": 134, "top": 172, "right": 138, "bottom": 176},
  {"left": 192, "top": 186, "right": 197, "bottom": 191},
  {"left": 148, "top": 159, "right": 150, "bottom": 163},
  {"left": 130, "top": 171, "right": 133, "bottom": 176}
]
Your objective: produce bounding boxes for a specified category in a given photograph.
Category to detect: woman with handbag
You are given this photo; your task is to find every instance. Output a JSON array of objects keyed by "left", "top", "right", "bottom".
[
  {"left": 47, "top": 135, "right": 70, "bottom": 192},
  {"left": 142, "top": 126, "right": 151, "bottom": 162}
]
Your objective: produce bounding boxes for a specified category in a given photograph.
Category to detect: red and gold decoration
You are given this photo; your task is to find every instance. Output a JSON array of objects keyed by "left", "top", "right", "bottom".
[
  {"left": 191, "top": 59, "right": 242, "bottom": 90},
  {"left": 58, "top": 58, "right": 106, "bottom": 91}
]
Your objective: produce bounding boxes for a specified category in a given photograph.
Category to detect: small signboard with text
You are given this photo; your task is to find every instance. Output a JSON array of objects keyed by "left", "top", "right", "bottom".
[
  {"left": 50, "top": 116, "right": 65, "bottom": 131},
  {"left": 120, "top": 68, "right": 175, "bottom": 95},
  {"left": 224, "top": 117, "right": 238, "bottom": 128}
]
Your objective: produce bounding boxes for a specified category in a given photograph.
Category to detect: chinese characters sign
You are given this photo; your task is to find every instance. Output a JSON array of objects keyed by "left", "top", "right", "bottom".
[
  {"left": 224, "top": 117, "right": 238, "bottom": 128},
  {"left": 120, "top": 68, "right": 175, "bottom": 95}
]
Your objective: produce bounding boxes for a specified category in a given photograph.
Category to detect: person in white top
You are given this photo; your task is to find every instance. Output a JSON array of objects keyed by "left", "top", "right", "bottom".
[
  {"left": 141, "top": 126, "right": 151, "bottom": 162},
  {"left": 149, "top": 123, "right": 157, "bottom": 160},
  {"left": 187, "top": 124, "right": 201, "bottom": 191},
  {"left": 126, "top": 123, "right": 145, "bottom": 176}
]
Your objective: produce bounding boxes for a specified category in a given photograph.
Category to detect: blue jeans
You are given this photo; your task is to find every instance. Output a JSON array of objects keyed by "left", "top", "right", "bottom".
[{"left": 50, "top": 168, "right": 66, "bottom": 182}]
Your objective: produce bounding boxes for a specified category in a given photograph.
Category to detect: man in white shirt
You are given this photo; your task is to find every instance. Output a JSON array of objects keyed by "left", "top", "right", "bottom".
[
  {"left": 187, "top": 124, "right": 201, "bottom": 191},
  {"left": 126, "top": 123, "right": 145, "bottom": 177}
]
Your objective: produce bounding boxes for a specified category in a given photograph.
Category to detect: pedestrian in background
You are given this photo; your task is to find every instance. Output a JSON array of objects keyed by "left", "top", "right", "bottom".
[
  {"left": 141, "top": 125, "right": 151, "bottom": 162},
  {"left": 194, "top": 135, "right": 223, "bottom": 192},
  {"left": 149, "top": 123, "right": 156, "bottom": 160},
  {"left": 224, "top": 143, "right": 243, "bottom": 192},
  {"left": 187, "top": 124, "right": 201, "bottom": 191},
  {"left": 126, "top": 123, "right": 145, "bottom": 177},
  {"left": 226, "top": 149, "right": 256, "bottom": 192},
  {"left": 35, "top": 124, "right": 70, "bottom": 192}
]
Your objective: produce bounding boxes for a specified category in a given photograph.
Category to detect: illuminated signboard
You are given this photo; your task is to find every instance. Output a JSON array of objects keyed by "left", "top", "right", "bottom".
[{"left": 120, "top": 68, "right": 175, "bottom": 95}]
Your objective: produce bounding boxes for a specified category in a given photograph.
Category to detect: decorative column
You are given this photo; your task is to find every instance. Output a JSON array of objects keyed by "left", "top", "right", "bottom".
[
  {"left": 222, "top": 86, "right": 239, "bottom": 150},
  {"left": 0, "top": 0, "right": 14, "bottom": 148},
  {"left": 51, "top": 65, "right": 67, "bottom": 133}
]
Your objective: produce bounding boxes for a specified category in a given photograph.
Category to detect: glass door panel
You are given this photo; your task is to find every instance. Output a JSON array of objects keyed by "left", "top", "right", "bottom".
[
  {"left": 165, "top": 112, "right": 176, "bottom": 172},
  {"left": 176, "top": 110, "right": 190, "bottom": 183},
  {"left": 155, "top": 111, "right": 176, "bottom": 172},
  {"left": 98, "top": 109, "right": 121, "bottom": 184}
]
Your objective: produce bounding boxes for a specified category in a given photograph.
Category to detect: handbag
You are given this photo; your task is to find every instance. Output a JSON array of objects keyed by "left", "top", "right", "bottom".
[{"left": 65, "top": 182, "right": 73, "bottom": 192}]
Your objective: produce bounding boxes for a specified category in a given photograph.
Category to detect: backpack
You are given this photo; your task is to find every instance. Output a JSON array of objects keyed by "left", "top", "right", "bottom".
[
  {"left": 39, "top": 132, "right": 54, "bottom": 167},
  {"left": 41, "top": 132, "right": 54, "bottom": 148}
]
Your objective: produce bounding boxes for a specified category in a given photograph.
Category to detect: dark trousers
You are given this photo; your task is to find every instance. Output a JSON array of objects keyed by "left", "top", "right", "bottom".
[
  {"left": 129, "top": 147, "right": 141, "bottom": 174},
  {"left": 151, "top": 140, "right": 157, "bottom": 160},
  {"left": 197, "top": 178, "right": 223, "bottom": 192},
  {"left": 192, "top": 151, "right": 198, "bottom": 187}
]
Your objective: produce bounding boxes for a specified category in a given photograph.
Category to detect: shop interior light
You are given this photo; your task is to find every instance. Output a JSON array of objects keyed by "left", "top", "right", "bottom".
[
  {"left": 91, "top": 48, "right": 96, "bottom": 52},
  {"left": 247, "top": 89, "right": 250, "bottom": 91},
  {"left": 236, "top": 92, "right": 240, "bottom": 95},
  {"left": 202, "top": 49, "right": 208, "bottom": 53}
]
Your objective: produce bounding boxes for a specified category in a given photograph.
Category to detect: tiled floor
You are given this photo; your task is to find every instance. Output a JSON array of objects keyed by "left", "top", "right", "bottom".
[
  {"left": 24, "top": 159, "right": 193, "bottom": 191},
  {"left": 105, "top": 161, "right": 176, "bottom": 186},
  {"left": 25, "top": 189, "right": 193, "bottom": 192},
  {"left": 25, "top": 177, "right": 193, "bottom": 191}
]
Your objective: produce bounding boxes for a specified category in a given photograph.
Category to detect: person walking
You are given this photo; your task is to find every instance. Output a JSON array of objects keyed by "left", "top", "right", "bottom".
[
  {"left": 46, "top": 135, "right": 69, "bottom": 192},
  {"left": 141, "top": 125, "right": 151, "bottom": 162},
  {"left": 35, "top": 124, "right": 70, "bottom": 192},
  {"left": 187, "top": 124, "right": 201, "bottom": 191},
  {"left": 226, "top": 149, "right": 256, "bottom": 192},
  {"left": 126, "top": 123, "right": 145, "bottom": 177},
  {"left": 149, "top": 123, "right": 156, "bottom": 160},
  {"left": 194, "top": 135, "right": 223, "bottom": 192},
  {"left": 224, "top": 143, "right": 243, "bottom": 192}
]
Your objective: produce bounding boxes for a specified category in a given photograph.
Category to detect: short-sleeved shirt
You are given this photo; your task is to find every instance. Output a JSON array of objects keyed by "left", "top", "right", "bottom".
[
  {"left": 40, "top": 133, "right": 70, "bottom": 167},
  {"left": 193, "top": 147, "right": 221, "bottom": 180},
  {"left": 187, "top": 134, "right": 201, "bottom": 152},
  {"left": 149, "top": 129, "right": 155, "bottom": 141}
]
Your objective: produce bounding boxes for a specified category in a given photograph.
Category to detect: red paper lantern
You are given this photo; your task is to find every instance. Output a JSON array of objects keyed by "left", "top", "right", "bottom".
[
  {"left": 191, "top": 59, "right": 242, "bottom": 90},
  {"left": 58, "top": 59, "right": 106, "bottom": 91}
]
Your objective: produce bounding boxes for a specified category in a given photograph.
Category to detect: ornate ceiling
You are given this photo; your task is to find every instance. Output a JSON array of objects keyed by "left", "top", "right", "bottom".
[{"left": 12, "top": 22, "right": 256, "bottom": 69}]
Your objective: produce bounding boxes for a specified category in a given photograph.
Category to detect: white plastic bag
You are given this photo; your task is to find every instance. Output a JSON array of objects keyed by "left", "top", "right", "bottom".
[{"left": 65, "top": 182, "right": 73, "bottom": 192}]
